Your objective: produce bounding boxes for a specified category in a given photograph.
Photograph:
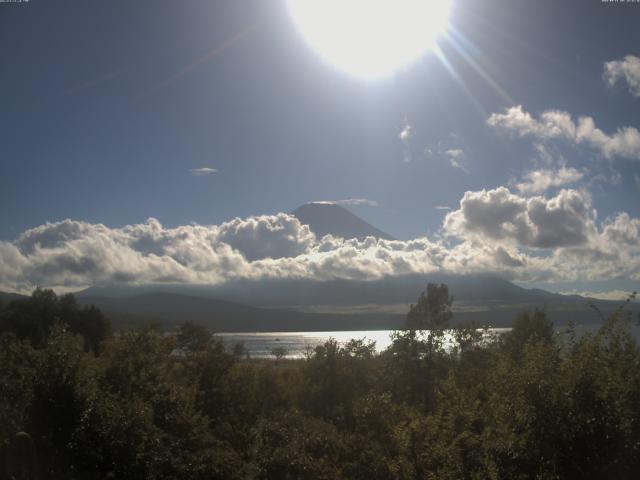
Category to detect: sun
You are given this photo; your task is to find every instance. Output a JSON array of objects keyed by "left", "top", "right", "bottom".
[{"left": 286, "top": 0, "right": 452, "bottom": 79}]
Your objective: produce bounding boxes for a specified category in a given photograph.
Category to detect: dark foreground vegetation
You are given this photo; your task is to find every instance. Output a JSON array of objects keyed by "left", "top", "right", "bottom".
[{"left": 1, "top": 286, "right": 639, "bottom": 479}]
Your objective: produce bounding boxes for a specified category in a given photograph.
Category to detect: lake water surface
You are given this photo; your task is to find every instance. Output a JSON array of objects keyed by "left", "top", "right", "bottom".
[
  {"left": 215, "top": 324, "right": 640, "bottom": 359},
  {"left": 214, "top": 329, "right": 511, "bottom": 359}
]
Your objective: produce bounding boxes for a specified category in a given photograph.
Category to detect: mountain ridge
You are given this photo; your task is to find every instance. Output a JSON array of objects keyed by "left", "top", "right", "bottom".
[
  {"left": 292, "top": 202, "right": 395, "bottom": 240},
  {"left": 1, "top": 282, "right": 635, "bottom": 332}
]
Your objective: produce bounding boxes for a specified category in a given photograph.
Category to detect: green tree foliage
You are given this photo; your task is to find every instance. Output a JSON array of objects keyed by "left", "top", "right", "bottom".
[
  {"left": 406, "top": 283, "right": 453, "bottom": 331},
  {"left": 301, "top": 338, "right": 378, "bottom": 427},
  {"left": 0, "top": 288, "right": 59, "bottom": 346},
  {"left": 1, "top": 287, "right": 640, "bottom": 478},
  {"left": 0, "top": 334, "right": 39, "bottom": 452},
  {"left": 0, "top": 288, "right": 110, "bottom": 352},
  {"left": 502, "top": 308, "right": 554, "bottom": 360},
  {"left": 252, "top": 411, "right": 348, "bottom": 480},
  {"left": 383, "top": 284, "right": 456, "bottom": 410},
  {"left": 176, "top": 321, "right": 212, "bottom": 353}
]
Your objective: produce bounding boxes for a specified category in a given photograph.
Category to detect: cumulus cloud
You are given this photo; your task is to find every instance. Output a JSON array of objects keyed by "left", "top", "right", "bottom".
[
  {"left": 2, "top": 194, "right": 639, "bottom": 293},
  {"left": 0, "top": 217, "right": 448, "bottom": 293},
  {"left": 214, "top": 214, "right": 316, "bottom": 261},
  {"left": 444, "top": 187, "right": 597, "bottom": 249},
  {"left": 443, "top": 190, "right": 640, "bottom": 282},
  {"left": 546, "top": 212, "right": 640, "bottom": 282},
  {"left": 488, "top": 105, "right": 640, "bottom": 160},
  {"left": 515, "top": 166, "right": 585, "bottom": 194},
  {"left": 604, "top": 55, "right": 640, "bottom": 97},
  {"left": 189, "top": 167, "right": 217, "bottom": 176}
]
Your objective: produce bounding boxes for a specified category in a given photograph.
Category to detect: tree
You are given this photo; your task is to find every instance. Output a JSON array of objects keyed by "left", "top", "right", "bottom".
[
  {"left": 271, "top": 346, "right": 287, "bottom": 365},
  {"left": 0, "top": 287, "right": 59, "bottom": 346},
  {"left": 406, "top": 283, "right": 453, "bottom": 331},
  {"left": 502, "top": 308, "right": 554, "bottom": 360},
  {"left": 0, "top": 289, "right": 110, "bottom": 352},
  {"left": 76, "top": 304, "right": 110, "bottom": 353},
  {"left": 176, "top": 322, "right": 212, "bottom": 353}
]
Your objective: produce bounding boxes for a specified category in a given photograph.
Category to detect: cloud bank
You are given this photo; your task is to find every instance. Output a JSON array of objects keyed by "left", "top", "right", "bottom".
[{"left": 2, "top": 187, "right": 639, "bottom": 293}]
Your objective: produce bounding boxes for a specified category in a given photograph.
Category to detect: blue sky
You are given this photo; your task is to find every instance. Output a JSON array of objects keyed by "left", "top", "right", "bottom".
[{"left": 1, "top": 0, "right": 639, "bottom": 296}]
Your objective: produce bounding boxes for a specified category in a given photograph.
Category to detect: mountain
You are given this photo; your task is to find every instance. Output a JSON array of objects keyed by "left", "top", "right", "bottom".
[
  {"left": 77, "top": 274, "right": 578, "bottom": 307},
  {"left": 77, "top": 292, "right": 404, "bottom": 332},
  {"left": 0, "top": 291, "right": 28, "bottom": 304},
  {"left": 200, "top": 274, "right": 551, "bottom": 306},
  {"left": 292, "top": 202, "right": 395, "bottom": 240},
  {"left": 75, "top": 274, "right": 638, "bottom": 330},
  {"left": 5, "top": 280, "right": 636, "bottom": 332}
]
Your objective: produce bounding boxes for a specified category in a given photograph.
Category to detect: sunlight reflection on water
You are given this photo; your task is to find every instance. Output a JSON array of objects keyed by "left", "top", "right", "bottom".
[
  {"left": 214, "top": 329, "right": 512, "bottom": 359},
  {"left": 214, "top": 323, "right": 640, "bottom": 359}
]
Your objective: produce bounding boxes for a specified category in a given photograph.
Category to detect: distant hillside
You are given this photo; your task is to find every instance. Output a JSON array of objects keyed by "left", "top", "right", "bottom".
[
  {"left": 80, "top": 274, "right": 585, "bottom": 307},
  {"left": 77, "top": 292, "right": 405, "bottom": 332},
  {"left": 202, "top": 274, "right": 551, "bottom": 306},
  {"left": 74, "top": 274, "right": 639, "bottom": 331},
  {"left": 292, "top": 203, "right": 394, "bottom": 240},
  {"left": 0, "top": 291, "right": 28, "bottom": 304},
  {"left": 3, "top": 282, "right": 635, "bottom": 331}
]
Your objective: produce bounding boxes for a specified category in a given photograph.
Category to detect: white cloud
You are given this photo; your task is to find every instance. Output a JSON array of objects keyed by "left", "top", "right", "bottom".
[
  {"left": 488, "top": 105, "right": 640, "bottom": 160},
  {"left": 399, "top": 120, "right": 414, "bottom": 162},
  {"left": 214, "top": 214, "right": 316, "bottom": 261},
  {"left": 189, "top": 167, "right": 217, "bottom": 176},
  {"left": 444, "top": 187, "right": 597, "bottom": 249},
  {"left": 558, "top": 290, "right": 638, "bottom": 302},
  {"left": 434, "top": 206, "right": 451, "bottom": 211},
  {"left": 445, "top": 148, "right": 469, "bottom": 173},
  {"left": 1, "top": 193, "right": 639, "bottom": 293},
  {"left": 488, "top": 106, "right": 576, "bottom": 140},
  {"left": 399, "top": 123, "right": 413, "bottom": 143},
  {"left": 338, "top": 198, "right": 379, "bottom": 207},
  {"left": 515, "top": 166, "right": 585, "bottom": 194},
  {"left": 604, "top": 55, "right": 640, "bottom": 97},
  {"left": 0, "top": 218, "right": 447, "bottom": 292},
  {"left": 425, "top": 134, "right": 470, "bottom": 172},
  {"left": 315, "top": 199, "right": 379, "bottom": 207}
]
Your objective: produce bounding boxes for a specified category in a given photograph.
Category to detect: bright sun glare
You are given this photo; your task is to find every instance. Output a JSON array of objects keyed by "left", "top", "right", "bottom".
[{"left": 286, "top": 0, "right": 453, "bottom": 79}]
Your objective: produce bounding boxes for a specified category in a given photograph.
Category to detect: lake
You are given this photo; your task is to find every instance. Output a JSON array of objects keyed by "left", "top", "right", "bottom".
[
  {"left": 214, "top": 329, "right": 512, "bottom": 359},
  {"left": 215, "top": 323, "right": 640, "bottom": 359}
]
